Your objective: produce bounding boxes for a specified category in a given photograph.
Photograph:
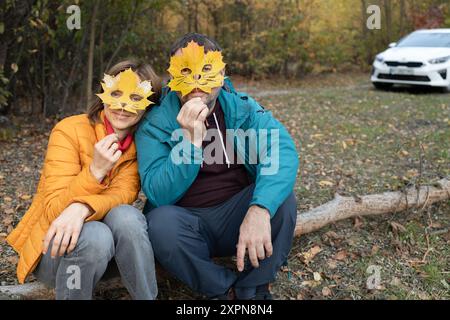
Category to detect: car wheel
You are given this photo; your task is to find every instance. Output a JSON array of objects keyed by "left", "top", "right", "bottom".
[
  {"left": 438, "top": 85, "right": 450, "bottom": 93},
  {"left": 372, "top": 82, "right": 393, "bottom": 90}
]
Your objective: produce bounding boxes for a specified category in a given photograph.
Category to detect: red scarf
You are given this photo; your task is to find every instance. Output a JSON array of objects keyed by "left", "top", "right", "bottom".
[{"left": 103, "top": 117, "right": 133, "bottom": 152}]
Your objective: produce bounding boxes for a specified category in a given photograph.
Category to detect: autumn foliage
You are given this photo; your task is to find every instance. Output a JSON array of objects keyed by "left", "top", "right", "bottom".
[{"left": 0, "top": 0, "right": 449, "bottom": 116}]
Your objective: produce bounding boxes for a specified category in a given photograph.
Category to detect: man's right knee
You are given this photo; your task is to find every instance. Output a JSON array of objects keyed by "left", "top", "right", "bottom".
[
  {"left": 145, "top": 206, "right": 187, "bottom": 259},
  {"left": 146, "top": 205, "right": 181, "bottom": 230}
]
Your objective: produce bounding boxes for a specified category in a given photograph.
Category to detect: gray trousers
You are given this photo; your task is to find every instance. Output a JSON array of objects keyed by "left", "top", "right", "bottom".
[{"left": 34, "top": 204, "right": 158, "bottom": 300}]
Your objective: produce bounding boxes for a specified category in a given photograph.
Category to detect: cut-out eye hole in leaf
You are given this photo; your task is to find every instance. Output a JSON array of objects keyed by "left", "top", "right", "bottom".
[
  {"left": 181, "top": 68, "right": 192, "bottom": 75},
  {"left": 130, "top": 94, "right": 143, "bottom": 102},
  {"left": 111, "top": 90, "right": 123, "bottom": 98},
  {"left": 202, "top": 64, "right": 212, "bottom": 72},
  {"left": 96, "top": 68, "right": 154, "bottom": 114},
  {"left": 167, "top": 41, "right": 226, "bottom": 97}
]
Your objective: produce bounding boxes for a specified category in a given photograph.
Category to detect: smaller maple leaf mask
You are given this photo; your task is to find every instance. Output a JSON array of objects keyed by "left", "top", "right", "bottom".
[
  {"left": 167, "top": 41, "right": 226, "bottom": 97},
  {"left": 96, "top": 68, "right": 154, "bottom": 114}
]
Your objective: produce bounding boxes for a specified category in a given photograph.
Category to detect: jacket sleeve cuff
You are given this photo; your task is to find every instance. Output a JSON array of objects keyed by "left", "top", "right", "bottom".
[
  {"left": 72, "top": 195, "right": 107, "bottom": 222},
  {"left": 172, "top": 138, "right": 203, "bottom": 165},
  {"left": 75, "top": 166, "right": 109, "bottom": 195},
  {"left": 249, "top": 197, "right": 278, "bottom": 218}
]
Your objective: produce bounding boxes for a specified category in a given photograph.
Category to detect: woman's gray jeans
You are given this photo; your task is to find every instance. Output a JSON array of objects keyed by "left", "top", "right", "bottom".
[{"left": 34, "top": 204, "right": 158, "bottom": 300}]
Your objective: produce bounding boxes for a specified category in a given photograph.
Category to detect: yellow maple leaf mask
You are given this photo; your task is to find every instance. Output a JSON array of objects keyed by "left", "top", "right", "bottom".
[
  {"left": 96, "top": 68, "right": 154, "bottom": 114},
  {"left": 167, "top": 41, "right": 226, "bottom": 97}
]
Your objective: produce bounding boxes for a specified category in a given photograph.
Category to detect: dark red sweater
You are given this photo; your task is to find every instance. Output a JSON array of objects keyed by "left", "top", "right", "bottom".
[{"left": 176, "top": 101, "right": 250, "bottom": 208}]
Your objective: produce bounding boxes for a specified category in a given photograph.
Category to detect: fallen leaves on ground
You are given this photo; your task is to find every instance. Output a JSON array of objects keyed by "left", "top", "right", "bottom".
[{"left": 298, "top": 245, "right": 322, "bottom": 265}]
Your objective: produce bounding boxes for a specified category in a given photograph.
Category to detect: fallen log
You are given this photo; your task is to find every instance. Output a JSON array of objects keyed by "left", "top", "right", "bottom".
[
  {"left": 295, "top": 178, "right": 450, "bottom": 235},
  {"left": 1, "top": 178, "right": 448, "bottom": 299},
  {"left": 0, "top": 282, "right": 51, "bottom": 300}
]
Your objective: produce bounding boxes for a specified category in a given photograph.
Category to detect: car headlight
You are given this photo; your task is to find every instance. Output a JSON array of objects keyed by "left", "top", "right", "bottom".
[
  {"left": 375, "top": 55, "right": 384, "bottom": 63},
  {"left": 429, "top": 56, "right": 450, "bottom": 64}
]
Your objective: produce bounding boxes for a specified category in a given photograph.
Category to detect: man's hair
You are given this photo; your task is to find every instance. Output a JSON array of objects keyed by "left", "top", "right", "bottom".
[{"left": 169, "top": 33, "right": 222, "bottom": 56}]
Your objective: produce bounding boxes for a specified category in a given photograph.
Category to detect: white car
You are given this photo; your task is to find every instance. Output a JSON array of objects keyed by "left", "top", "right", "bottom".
[{"left": 371, "top": 29, "right": 450, "bottom": 92}]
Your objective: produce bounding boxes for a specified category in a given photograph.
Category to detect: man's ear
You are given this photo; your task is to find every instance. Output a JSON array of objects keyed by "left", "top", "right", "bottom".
[{"left": 220, "top": 69, "right": 225, "bottom": 86}]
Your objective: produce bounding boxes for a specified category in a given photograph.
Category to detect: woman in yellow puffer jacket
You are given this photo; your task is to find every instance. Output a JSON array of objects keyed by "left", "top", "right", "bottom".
[{"left": 7, "top": 60, "right": 161, "bottom": 300}]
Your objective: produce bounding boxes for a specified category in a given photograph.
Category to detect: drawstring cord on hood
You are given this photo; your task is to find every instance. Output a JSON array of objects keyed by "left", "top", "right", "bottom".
[{"left": 212, "top": 112, "right": 231, "bottom": 168}]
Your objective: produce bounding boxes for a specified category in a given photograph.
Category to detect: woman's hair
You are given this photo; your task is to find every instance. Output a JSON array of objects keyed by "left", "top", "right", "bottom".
[{"left": 87, "top": 59, "right": 162, "bottom": 124}]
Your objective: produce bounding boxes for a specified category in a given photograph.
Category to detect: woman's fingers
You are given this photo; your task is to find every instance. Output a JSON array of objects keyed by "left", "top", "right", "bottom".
[
  {"left": 42, "top": 225, "right": 56, "bottom": 254},
  {"left": 111, "top": 149, "right": 122, "bottom": 162},
  {"left": 58, "top": 231, "right": 72, "bottom": 257},
  {"left": 99, "top": 133, "right": 118, "bottom": 150},
  {"left": 107, "top": 142, "right": 119, "bottom": 157},
  {"left": 67, "top": 227, "right": 82, "bottom": 254},
  {"left": 50, "top": 229, "right": 64, "bottom": 258}
]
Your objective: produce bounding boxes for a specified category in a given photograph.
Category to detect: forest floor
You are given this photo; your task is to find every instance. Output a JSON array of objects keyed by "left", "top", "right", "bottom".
[{"left": 0, "top": 72, "right": 449, "bottom": 300}]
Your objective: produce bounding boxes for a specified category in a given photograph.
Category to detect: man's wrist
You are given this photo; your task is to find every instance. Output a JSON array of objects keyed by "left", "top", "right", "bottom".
[{"left": 249, "top": 204, "right": 270, "bottom": 217}]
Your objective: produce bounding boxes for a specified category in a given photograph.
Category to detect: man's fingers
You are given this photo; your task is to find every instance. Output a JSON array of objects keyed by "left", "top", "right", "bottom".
[
  {"left": 195, "top": 104, "right": 208, "bottom": 119},
  {"left": 186, "top": 99, "right": 207, "bottom": 120},
  {"left": 197, "top": 106, "right": 209, "bottom": 122},
  {"left": 185, "top": 97, "right": 202, "bottom": 105},
  {"left": 256, "top": 243, "right": 266, "bottom": 260},
  {"left": 248, "top": 246, "right": 259, "bottom": 268},
  {"left": 264, "top": 239, "right": 273, "bottom": 258},
  {"left": 182, "top": 98, "right": 199, "bottom": 118},
  {"left": 236, "top": 241, "right": 247, "bottom": 272},
  {"left": 42, "top": 225, "right": 56, "bottom": 254},
  {"left": 58, "top": 232, "right": 72, "bottom": 257},
  {"left": 50, "top": 230, "right": 64, "bottom": 258},
  {"left": 178, "top": 98, "right": 194, "bottom": 119}
]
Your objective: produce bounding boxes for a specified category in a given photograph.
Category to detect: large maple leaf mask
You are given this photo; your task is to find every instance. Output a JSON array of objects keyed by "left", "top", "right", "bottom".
[
  {"left": 167, "top": 41, "right": 226, "bottom": 97},
  {"left": 96, "top": 68, "right": 154, "bottom": 114}
]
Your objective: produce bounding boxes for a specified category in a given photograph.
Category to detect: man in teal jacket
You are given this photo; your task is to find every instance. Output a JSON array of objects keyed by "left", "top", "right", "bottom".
[{"left": 136, "top": 33, "right": 299, "bottom": 300}]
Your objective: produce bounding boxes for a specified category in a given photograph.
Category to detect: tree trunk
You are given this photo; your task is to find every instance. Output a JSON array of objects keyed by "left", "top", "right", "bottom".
[
  {"left": 86, "top": 0, "right": 99, "bottom": 108},
  {"left": 399, "top": 0, "right": 405, "bottom": 35},
  {"left": 105, "top": 1, "right": 138, "bottom": 71},
  {"left": 383, "top": 0, "right": 393, "bottom": 43},
  {"left": 296, "top": 178, "right": 450, "bottom": 235}
]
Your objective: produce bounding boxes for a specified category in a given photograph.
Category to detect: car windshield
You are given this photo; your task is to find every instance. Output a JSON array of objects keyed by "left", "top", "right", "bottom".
[{"left": 396, "top": 32, "right": 450, "bottom": 48}]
